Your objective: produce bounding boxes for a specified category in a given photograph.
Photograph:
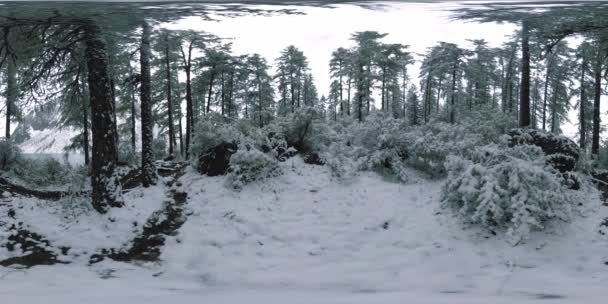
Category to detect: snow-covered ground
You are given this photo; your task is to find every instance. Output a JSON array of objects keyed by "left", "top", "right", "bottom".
[
  {"left": 1, "top": 157, "right": 607, "bottom": 303},
  {"left": 0, "top": 178, "right": 167, "bottom": 263}
]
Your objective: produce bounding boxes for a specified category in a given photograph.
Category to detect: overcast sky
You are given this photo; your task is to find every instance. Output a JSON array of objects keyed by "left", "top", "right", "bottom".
[
  {"left": 165, "top": 2, "right": 516, "bottom": 96},
  {"left": 161, "top": 1, "right": 597, "bottom": 137},
  {"left": 2, "top": 1, "right": 594, "bottom": 139}
]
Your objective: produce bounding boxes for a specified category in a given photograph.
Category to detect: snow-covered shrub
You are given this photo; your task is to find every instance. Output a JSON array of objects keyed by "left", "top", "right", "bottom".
[
  {"left": 117, "top": 142, "right": 138, "bottom": 165},
  {"left": 0, "top": 139, "right": 21, "bottom": 171},
  {"left": 190, "top": 113, "right": 243, "bottom": 162},
  {"left": 324, "top": 144, "right": 366, "bottom": 180},
  {"left": 270, "top": 106, "right": 333, "bottom": 154},
  {"left": 401, "top": 122, "right": 477, "bottom": 177},
  {"left": 226, "top": 146, "right": 282, "bottom": 190},
  {"left": 442, "top": 143, "right": 576, "bottom": 244},
  {"left": 351, "top": 112, "right": 410, "bottom": 181},
  {"left": 507, "top": 128, "right": 579, "bottom": 172},
  {"left": 401, "top": 108, "right": 516, "bottom": 177},
  {"left": 255, "top": 122, "right": 291, "bottom": 160}
]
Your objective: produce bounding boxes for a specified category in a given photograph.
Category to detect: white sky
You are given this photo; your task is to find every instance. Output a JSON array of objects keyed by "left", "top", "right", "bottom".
[
  {"left": 1, "top": 1, "right": 598, "bottom": 140},
  {"left": 164, "top": 2, "right": 599, "bottom": 138},
  {"left": 165, "top": 2, "right": 517, "bottom": 97}
]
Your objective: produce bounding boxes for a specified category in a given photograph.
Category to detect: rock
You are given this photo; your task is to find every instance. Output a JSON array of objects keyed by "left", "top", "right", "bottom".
[
  {"left": 197, "top": 142, "right": 238, "bottom": 176},
  {"left": 304, "top": 152, "right": 325, "bottom": 165},
  {"left": 507, "top": 128, "right": 579, "bottom": 172}
]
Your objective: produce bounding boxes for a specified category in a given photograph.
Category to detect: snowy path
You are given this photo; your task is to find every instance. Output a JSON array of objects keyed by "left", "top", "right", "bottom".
[{"left": 1, "top": 158, "right": 607, "bottom": 303}]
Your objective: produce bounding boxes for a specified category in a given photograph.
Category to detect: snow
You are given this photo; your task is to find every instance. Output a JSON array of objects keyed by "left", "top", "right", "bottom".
[
  {"left": 0, "top": 177, "right": 167, "bottom": 262},
  {"left": 1, "top": 157, "right": 607, "bottom": 303}
]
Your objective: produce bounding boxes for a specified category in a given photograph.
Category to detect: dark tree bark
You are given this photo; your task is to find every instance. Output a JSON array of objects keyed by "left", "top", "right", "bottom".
[
  {"left": 579, "top": 53, "right": 587, "bottom": 148},
  {"left": 519, "top": 19, "right": 531, "bottom": 128},
  {"left": 436, "top": 75, "right": 443, "bottom": 111},
  {"left": 381, "top": 65, "right": 387, "bottom": 111},
  {"left": 257, "top": 72, "right": 263, "bottom": 127},
  {"left": 206, "top": 67, "right": 216, "bottom": 114},
  {"left": 449, "top": 61, "right": 458, "bottom": 124},
  {"left": 5, "top": 59, "right": 16, "bottom": 139},
  {"left": 83, "top": 20, "right": 122, "bottom": 213},
  {"left": 357, "top": 63, "right": 364, "bottom": 122},
  {"left": 423, "top": 70, "right": 433, "bottom": 123},
  {"left": 140, "top": 22, "right": 156, "bottom": 187},
  {"left": 346, "top": 77, "right": 352, "bottom": 116},
  {"left": 227, "top": 67, "right": 235, "bottom": 118},
  {"left": 110, "top": 76, "right": 118, "bottom": 146},
  {"left": 551, "top": 81, "right": 559, "bottom": 133},
  {"left": 503, "top": 43, "right": 517, "bottom": 113},
  {"left": 290, "top": 69, "right": 296, "bottom": 113},
  {"left": 542, "top": 60, "right": 551, "bottom": 132},
  {"left": 178, "top": 101, "right": 184, "bottom": 157},
  {"left": 339, "top": 60, "right": 343, "bottom": 114},
  {"left": 164, "top": 34, "right": 175, "bottom": 157},
  {"left": 592, "top": 47, "right": 603, "bottom": 155},
  {"left": 82, "top": 89, "right": 90, "bottom": 166},
  {"left": 181, "top": 41, "right": 194, "bottom": 159},
  {"left": 128, "top": 62, "right": 137, "bottom": 152},
  {"left": 221, "top": 70, "right": 225, "bottom": 116}
]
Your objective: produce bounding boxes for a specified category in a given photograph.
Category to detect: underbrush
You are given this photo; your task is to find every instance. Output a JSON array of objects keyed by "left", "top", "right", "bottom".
[
  {"left": 187, "top": 108, "right": 519, "bottom": 182},
  {"left": 0, "top": 140, "right": 87, "bottom": 189},
  {"left": 186, "top": 108, "right": 591, "bottom": 243}
]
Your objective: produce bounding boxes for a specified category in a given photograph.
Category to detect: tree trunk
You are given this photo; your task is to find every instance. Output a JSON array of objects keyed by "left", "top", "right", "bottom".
[
  {"left": 519, "top": 19, "right": 531, "bottom": 128},
  {"left": 164, "top": 35, "right": 174, "bottom": 157},
  {"left": 82, "top": 89, "right": 90, "bottom": 166},
  {"left": 339, "top": 61, "right": 344, "bottom": 114},
  {"left": 357, "top": 63, "right": 364, "bottom": 122},
  {"left": 178, "top": 101, "right": 184, "bottom": 157},
  {"left": 221, "top": 70, "right": 225, "bottom": 116},
  {"left": 228, "top": 68, "right": 235, "bottom": 118},
  {"left": 127, "top": 62, "right": 137, "bottom": 152},
  {"left": 423, "top": 70, "right": 433, "bottom": 123},
  {"left": 290, "top": 71, "right": 296, "bottom": 113},
  {"left": 185, "top": 65, "right": 193, "bottom": 159},
  {"left": 346, "top": 77, "right": 352, "bottom": 116},
  {"left": 580, "top": 53, "right": 587, "bottom": 148},
  {"left": 5, "top": 59, "right": 16, "bottom": 139},
  {"left": 381, "top": 66, "right": 386, "bottom": 111},
  {"left": 402, "top": 69, "right": 407, "bottom": 118},
  {"left": 140, "top": 22, "right": 156, "bottom": 187},
  {"left": 206, "top": 68, "right": 215, "bottom": 114},
  {"left": 110, "top": 76, "right": 118, "bottom": 146},
  {"left": 503, "top": 43, "right": 517, "bottom": 113},
  {"left": 450, "top": 62, "right": 458, "bottom": 124},
  {"left": 258, "top": 73, "right": 263, "bottom": 127},
  {"left": 551, "top": 82, "right": 559, "bottom": 133},
  {"left": 592, "top": 46, "right": 603, "bottom": 155},
  {"left": 436, "top": 75, "right": 443, "bottom": 111},
  {"left": 165, "top": 34, "right": 175, "bottom": 156},
  {"left": 83, "top": 20, "right": 121, "bottom": 213},
  {"left": 542, "top": 59, "right": 551, "bottom": 132}
]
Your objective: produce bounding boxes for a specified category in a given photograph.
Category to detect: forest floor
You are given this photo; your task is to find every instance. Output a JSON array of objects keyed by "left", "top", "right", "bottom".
[{"left": 1, "top": 157, "right": 608, "bottom": 303}]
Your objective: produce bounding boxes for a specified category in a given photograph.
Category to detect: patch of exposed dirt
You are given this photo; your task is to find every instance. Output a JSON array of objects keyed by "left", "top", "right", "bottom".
[
  {"left": 90, "top": 161, "right": 189, "bottom": 263},
  {"left": 0, "top": 221, "right": 69, "bottom": 268}
]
